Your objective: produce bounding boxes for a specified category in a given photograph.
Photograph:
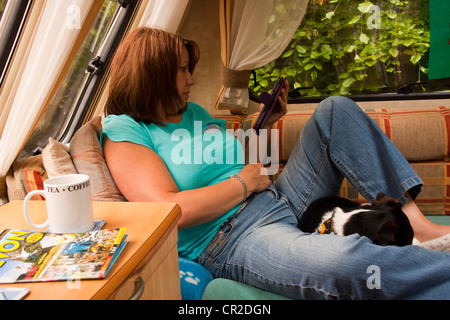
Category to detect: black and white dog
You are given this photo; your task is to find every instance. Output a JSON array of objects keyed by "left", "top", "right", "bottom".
[{"left": 298, "top": 192, "right": 414, "bottom": 246}]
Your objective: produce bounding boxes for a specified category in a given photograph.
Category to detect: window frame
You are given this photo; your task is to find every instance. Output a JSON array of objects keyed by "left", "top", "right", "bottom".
[
  {"left": 0, "top": 0, "right": 32, "bottom": 87},
  {"left": 249, "top": 87, "right": 450, "bottom": 105},
  {"left": 58, "top": 0, "right": 138, "bottom": 144}
]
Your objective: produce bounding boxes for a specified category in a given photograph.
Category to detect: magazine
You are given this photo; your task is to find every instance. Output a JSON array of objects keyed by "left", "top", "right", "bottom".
[{"left": 0, "top": 228, "right": 127, "bottom": 283}]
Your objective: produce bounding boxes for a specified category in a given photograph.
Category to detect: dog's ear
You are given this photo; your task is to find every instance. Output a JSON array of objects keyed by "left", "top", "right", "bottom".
[
  {"left": 374, "top": 192, "right": 390, "bottom": 204},
  {"left": 373, "top": 192, "right": 400, "bottom": 206},
  {"left": 375, "top": 221, "right": 399, "bottom": 246}
]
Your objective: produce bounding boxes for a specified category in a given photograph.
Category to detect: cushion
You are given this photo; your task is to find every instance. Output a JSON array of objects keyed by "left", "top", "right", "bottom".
[
  {"left": 410, "top": 162, "right": 450, "bottom": 216},
  {"left": 42, "top": 137, "right": 78, "bottom": 178},
  {"left": 20, "top": 170, "right": 45, "bottom": 199},
  {"left": 242, "top": 106, "right": 450, "bottom": 163},
  {"left": 365, "top": 107, "right": 450, "bottom": 161},
  {"left": 216, "top": 114, "right": 245, "bottom": 131},
  {"left": 427, "top": 215, "right": 450, "bottom": 225},
  {"left": 201, "top": 278, "right": 292, "bottom": 300},
  {"left": 6, "top": 155, "right": 47, "bottom": 201},
  {"left": 69, "top": 117, "right": 126, "bottom": 202},
  {"left": 179, "top": 257, "right": 213, "bottom": 300},
  {"left": 242, "top": 111, "right": 314, "bottom": 163}
]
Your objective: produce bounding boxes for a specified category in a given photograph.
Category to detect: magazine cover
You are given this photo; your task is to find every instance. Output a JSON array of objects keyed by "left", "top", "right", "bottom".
[{"left": 0, "top": 228, "right": 127, "bottom": 283}]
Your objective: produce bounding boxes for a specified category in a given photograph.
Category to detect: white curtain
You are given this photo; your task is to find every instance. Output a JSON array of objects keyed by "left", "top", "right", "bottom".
[
  {"left": 139, "top": 0, "right": 190, "bottom": 33},
  {"left": 216, "top": 0, "right": 308, "bottom": 110},
  {"left": 0, "top": 0, "right": 97, "bottom": 203}
]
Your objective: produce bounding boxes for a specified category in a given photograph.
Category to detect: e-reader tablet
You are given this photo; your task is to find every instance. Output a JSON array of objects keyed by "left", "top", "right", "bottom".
[{"left": 253, "top": 76, "right": 286, "bottom": 133}]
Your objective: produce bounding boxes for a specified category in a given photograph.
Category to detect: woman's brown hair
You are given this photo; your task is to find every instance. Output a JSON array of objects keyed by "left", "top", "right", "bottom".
[{"left": 104, "top": 27, "right": 199, "bottom": 124}]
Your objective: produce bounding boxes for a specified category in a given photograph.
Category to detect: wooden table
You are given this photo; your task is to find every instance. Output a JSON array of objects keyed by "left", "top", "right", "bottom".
[{"left": 0, "top": 200, "right": 182, "bottom": 300}]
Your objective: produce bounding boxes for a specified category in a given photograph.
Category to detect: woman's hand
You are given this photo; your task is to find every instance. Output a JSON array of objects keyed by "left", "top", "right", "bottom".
[
  {"left": 261, "top": 79, "right": 289, "bottom": 129},
  {"left": 237, "top": 163, "right": 272, "bottom": 195}
]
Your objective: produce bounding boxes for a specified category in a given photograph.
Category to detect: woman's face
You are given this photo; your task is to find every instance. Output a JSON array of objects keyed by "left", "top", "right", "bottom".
[{"left": 177, "top": 46, "right": 195, "bottom": 105}]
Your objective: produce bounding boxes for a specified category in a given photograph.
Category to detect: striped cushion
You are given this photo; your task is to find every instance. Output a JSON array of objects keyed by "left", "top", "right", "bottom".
[
  {"left": 364, "top": 107, "right": 450, "bottom": 161},
  {"left": 6, "top": 155, "right": 48, "bottom": 201},
  {"left": 242, "top": 107, "right": 450, "bottom": 163},
  {"left": 224, "top": 106, "right": 450, "bottom": 215},
  {"left": 339, "top": 162, "right": 450, "bottom": 215},
  {"left": 242, "top": 111, "right": 312, "bottom": 162},
  {"left": 21, "top": 170, "right": 45, "bottom": 200},
  {"left": 218, "top": 114, "right": 245, "bottom": 131},
  {"left": 411, "top": 162, "right": 450, "bottom": 216}
]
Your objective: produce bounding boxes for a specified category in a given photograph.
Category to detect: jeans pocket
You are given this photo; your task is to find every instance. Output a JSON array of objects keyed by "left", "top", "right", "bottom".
[
  {"left": 205, "top": 221, "right": 234, "bottom": 261},
  {"left": 203, "top": 194, "right": 256, "bottom": 261}
]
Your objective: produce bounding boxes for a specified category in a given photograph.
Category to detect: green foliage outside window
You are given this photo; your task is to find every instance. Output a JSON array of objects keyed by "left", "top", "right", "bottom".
[
  {"left": 250, "top": 0, "right": 434, "bottom": 97},
  {"left": 0, "top": 0, "right": 8, "bottom": 22}
]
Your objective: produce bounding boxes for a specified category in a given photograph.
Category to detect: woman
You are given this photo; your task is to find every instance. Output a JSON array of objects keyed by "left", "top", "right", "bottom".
[{"left": 101, "top": 27, "right": 450, "bottom": 299}]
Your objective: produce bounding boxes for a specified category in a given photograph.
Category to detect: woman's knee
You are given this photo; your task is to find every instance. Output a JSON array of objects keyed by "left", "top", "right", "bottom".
[
  {"left": 315, "top": 96, "right": 369, "bottom": 133},
  {"left": 309, "top": 96, "right": 356, "bottom": 136},
  {"left": 317, "top": 96, "right": 361, "bottom": 114}
]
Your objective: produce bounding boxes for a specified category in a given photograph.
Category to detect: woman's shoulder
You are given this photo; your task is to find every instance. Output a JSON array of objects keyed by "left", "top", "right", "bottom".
[
  {"left": 104, "top": 114, "right": 143, "bottom": 128},
  {"left": 103, "top": 113, "right": 158, "bottom": 135}
]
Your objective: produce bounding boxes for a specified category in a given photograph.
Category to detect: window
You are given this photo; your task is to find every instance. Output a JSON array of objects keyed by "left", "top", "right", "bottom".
[
  {"left": 0, "top": 0, "right": 8, "bottom": 21},
  {"left": 250, "top": 0, "right": 450, "bottom": 102},
  {"left": 21, "top": 0, "right": 136, "bottom": 157}
]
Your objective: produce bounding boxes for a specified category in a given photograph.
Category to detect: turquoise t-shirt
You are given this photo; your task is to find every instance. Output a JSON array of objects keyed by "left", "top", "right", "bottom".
[{"left": 100, "top": 102, "right": 245, "bottom": 259}]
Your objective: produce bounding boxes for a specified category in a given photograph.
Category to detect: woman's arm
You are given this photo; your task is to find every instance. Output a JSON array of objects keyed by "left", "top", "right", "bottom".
[{"left": 103, "top": 138, "right": 270, "bottom": 229}]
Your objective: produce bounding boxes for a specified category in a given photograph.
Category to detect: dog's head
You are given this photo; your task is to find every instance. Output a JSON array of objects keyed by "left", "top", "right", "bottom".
[{"left": 345, "top": 193, "right": 414, "bottom": 246}]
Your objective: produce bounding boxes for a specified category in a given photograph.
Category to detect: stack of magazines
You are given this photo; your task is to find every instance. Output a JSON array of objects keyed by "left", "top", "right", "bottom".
[{"left": 0, "top": 227, "right": 127, "bottom": 283}]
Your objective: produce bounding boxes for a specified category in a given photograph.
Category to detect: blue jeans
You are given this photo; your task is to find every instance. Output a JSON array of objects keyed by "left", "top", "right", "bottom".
[{"left": 196, "top": 96, "right": 450, "bottom": 299}]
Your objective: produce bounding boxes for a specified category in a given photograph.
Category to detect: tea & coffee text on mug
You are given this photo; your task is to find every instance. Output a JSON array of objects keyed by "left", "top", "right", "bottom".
[{"left": 46, "top": 181, "right": 90, "bottom": 193}]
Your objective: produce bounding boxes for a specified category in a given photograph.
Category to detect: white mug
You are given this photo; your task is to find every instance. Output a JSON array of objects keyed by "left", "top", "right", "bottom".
[{"left": 23, "top": 174, "right": 94, "bottom": 233}]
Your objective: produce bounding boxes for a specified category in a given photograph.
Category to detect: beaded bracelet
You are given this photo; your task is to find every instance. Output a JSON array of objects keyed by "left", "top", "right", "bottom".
[{"left": 230, "top": 174, "right": 247, "bottom": 203}]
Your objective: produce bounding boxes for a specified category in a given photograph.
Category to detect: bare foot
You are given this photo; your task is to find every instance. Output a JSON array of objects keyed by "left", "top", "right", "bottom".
[{"left": 402, "top": 197, "right": 450, "bottom": 242}]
